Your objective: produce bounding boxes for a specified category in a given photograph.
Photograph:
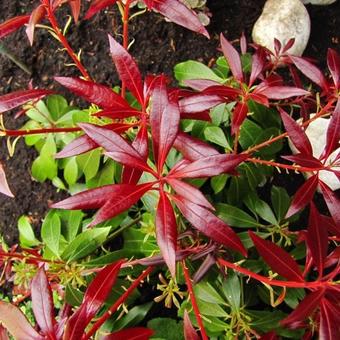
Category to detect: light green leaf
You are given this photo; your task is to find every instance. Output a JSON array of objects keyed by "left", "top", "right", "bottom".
[
  {"left": 194, "top": 281, "right": 226, "bottom": 305},
  {"left": 47, "top": 95, "right": 68, "bottom": 121},
  {"left": 204, "top": 126, "right": 231, "bottom": 149},
  {"left": 25, "top": 100, "right": 53, "bottom": 125},
  {"left": 32, "top": 154, "right": 57, "bottom": 182},
  {"left": 77, "top": 149, "right": 101, "bottom": 182},
  {"left": 41, "top": 211, "right": 61, "bottom": 257},
  {"left": 17, "top": 216, "right": 40, "bottom": 248},
  {"left": 64, "top": 157, "right": 78, "bottom": 185}
]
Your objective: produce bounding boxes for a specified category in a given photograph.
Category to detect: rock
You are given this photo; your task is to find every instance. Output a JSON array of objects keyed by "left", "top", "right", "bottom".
[
  {"left": 252, "top": 0, "right": 311, "bottom": 56},
  {"left": 302, "top": 0, "right": 337, "bottom": 5},
  {"left": 289, "top": 115, "right": 340, "bottom": 192}
]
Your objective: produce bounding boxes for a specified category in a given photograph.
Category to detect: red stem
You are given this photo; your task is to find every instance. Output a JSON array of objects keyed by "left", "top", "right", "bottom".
[
  {"left": 43, "top": 1, "right": 91, "bottom": 80},
  {"left": 182, "top": 260, "right": 209, "bottom": 340},
  {"left": 0, "top": 251, "right": 64, "bottom": 264},
  {"left": 2, "top": 127, "right": 81, "bottom": 136},
  {"left": 218, "top": 258, "right": 333, "bottom": 289},
  {"left": 85, "top": 266, "right": 154, "bottom": 339}
]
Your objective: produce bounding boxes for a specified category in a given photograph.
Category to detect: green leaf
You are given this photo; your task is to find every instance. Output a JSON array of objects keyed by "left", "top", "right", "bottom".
[
  {"left": 32, "top": 154, "right": 57, "bottom": 182},
  {"left": 65, "top": 284, "right": 83, "bottom": 307},
  {"left": 227, "top": 176, "right": 249, "bottom": 205},
  {"left": 211, "top": 103, "right": 231, "bottom": 126},
  {"left": 64, "top": 157, "right": 78, "bottom": 186},
  {"left": 61, "top": 227, "right": 111, "bottom": 261},
  {"left": 41, "top": 211, "right": 61, "bottom": 257},
  {"left": 147, "top": 318, "right": 184, "bottom": 340},
  {"left": 25, "top": 100, "right": 53, "bottom": 125},
  {"left": 211, "top": 174, "right": 229, "bottom": 194},
  {"left": 47, "top": 95, "right": 68, "bottom": 121},
  {"left": 17, "top": 216, "right": 40, "bottom": 248},
  {"left": 194, "top": 281, "right": 226, "bottom": 305},
  {"left": 222, "top": 271, "right": 240, "bottom": 311},
  {"left": 216, "top": 203, "right": 260, "bottom": 228},
  {"left": 254, "top": 199, "right": 278, "bottom": 225},
  {"left": 214, "top": 56, "right": 230, "bottom": 78},
  {"left": 174, "top": 60, "right": 223, "bottom": 85},
  {"left": 204, "top": 126, "right": 231, "bottom": 149},
  {"left": 247, "top": 100, "right": 281, "bottom": 129},
  {"left": 239, "top": 119, "right": 262, "bottom": 149},
  {"left": 196, "top": 300, "right": 229, "bottom": 317},
  {"left": 59, "top": 210, "right": 84, "bottom": 242},
  {"left": 284, "top": 288, "right": 305, "bottom": 309},
  {"left": 77, "top": 149, "right": 101, "bottom": 183},
  {"left": 271, "top": 186, "right": 291, "bottom": 222},
  {"left": 241, "top": 53, "right": 252, "bottom": 73},
  {"left": 255, "top": 127, "right": 283, "bottom": 156},
  {"left": 239, "top": 162, "right": 264, "bottom": 189}
]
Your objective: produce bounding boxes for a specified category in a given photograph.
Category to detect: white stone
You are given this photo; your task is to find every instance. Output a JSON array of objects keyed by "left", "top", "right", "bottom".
[
  {"left": 252, "top": 0, "right": 311, "bottom": 56},
  {"left": 302, "top": 0, "right": 337, "bottom": 5},
  {"left": 289, "top": 115, "right": 340, "bottom": 191}
]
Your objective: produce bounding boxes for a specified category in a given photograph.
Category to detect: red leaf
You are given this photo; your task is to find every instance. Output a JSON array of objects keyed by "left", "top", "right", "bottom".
[
  {"left": 0, "top": 301, "right": 43, "bottom": 340},
  {"left": 84, "top": 0, "right": 117, "bottom": 20},
  {"left": 281, "top": 154, "right": 323, "bottom": 170},
  {"left": 169, "top": 154, "right": 247, "bottom": 179},
  {"left": 65, "top": 261, "right": 123, "bottom": 339},
  {"left": 320, "top": 298, "right": 340, "bottom": 340},
  {"left": 166, "top": 177, "right": 214, "bottom": 210},
  {"left": 183, "top": 79, "right": 222, "bottom": 91},
  {"left": 322, "top": 98, "right": 340, "bottom": 160},
  {"left": 68, "top": 0, "right": 81, "bottom": 23},
  {"left": 0, "top": 15, "right": 30, "bottom": 39},
  {"left": 80, "top": 123, "right": 154, "bottom": 174},
  {"left": 319, "top": 180, "right": 340, "bottom": 229},
  {"left": 279, "top": 108, "right": 313, "bottom": 155},
  {"left": 0, "top": 89, "right": 53, "bottom": 113},
  {"left": 220, "top": 34, "right": 243, "bottom": 82},
  {"left": 327, "top": 48, "right": 340, "bottom": 88},
  {"left": 55, "top": 77, "right": 130, "bottom": 110},
  {"left": 156, "top": 190, "right": 177, "bottom": 277},
  {"left": 203, "top": 85, "right": 240, "bottom": 99},
  {"left": 259, "top": 331, "right": 278, "bottom": 340},
  {"left": 249, "top": 231, "right": 303, "bottom": 282},
  {"left": 290, "top": 56, "right": 329, "bottom": 90},
  {"left": 25, "top": 5, "right": 45, "bottom": 46},
  {"left": 108, "top": 35, "right": 144, "bottom": 105},
  {"left": 184, "top": 310, "right": 200, "bottom": 340},
  {"left": 173, "top": 195, "right": 247, "bottom": 256},
  {"left": 281, "top": 289, "right": 325, "bottom": 328},
  {"left": 149, "top": 0, "right": 209, "bottom": 38},
  {"left": 179, "top": 94, "right": 223, "bottom": 114},
  {"left": 55, "top": 123, "right": 131, "bottom": 158},
  {"left": 257, "top": 86, "right": 309, "bottom": 100},
  {"left": 0, "top": 325, "right": 9, "bottom": 340},
  {"left": 173, "top": 131, "right": 220, "bottom": 161},
  {"left": 306, "top": 203, "right": 328, "bottom": 275},
  {"left": 93, "top": 107, "right": 141, "bottom": 119},
  {"left": 248, "top": 93, "right": 269, "bottom": 107},
  {"left": 231, "top": 101, "right": 248, "bottom": 135},
  {"left": 122, "top": 124, "right": 149, "bottom": 184},
  {"left": 249, "top": 47, "right": 266, "bottom": 86},
  {"left": 31, "top": 268, "right": 56, "bottom": 337},
  {"left": 0, "top": 163, "right": 14, "bottom": 198},
  {"left": 180, "top": 110, "right": 211, "bottom": 122},
  {"left": 102, "top": 327, "right": 154, "bottom": 340},
  {"left": 286, "top": 175, "right": 318, "bottom": 218}
]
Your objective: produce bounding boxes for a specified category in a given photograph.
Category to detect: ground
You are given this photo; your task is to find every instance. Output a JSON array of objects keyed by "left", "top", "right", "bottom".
[{"left": 0, "top": 0, "right": 339, "bottom": 244}]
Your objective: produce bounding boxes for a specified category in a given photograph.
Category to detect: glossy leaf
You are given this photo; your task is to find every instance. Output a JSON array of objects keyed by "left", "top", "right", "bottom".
[
  {"left": 231, "top": 101, "right": 248, "bottom": 135},
  {"left": 25, "top": 5, "right": 45, "bottom": 45},
  {"left": 257, "top": 86, "right": 309, "bottom": 100},
  {"left": 68, "top": 0, "right": 81, "bottom": 23},
  {"left": 0, "top": 301, "right": 43, "bottom": 340},
  {"left": 31, "top": 268, "right": 56, "bottom": 337},
  {"left": 306, "top": 203, "right": 328, "bottom": 275},
  {"left": 249, "top": 231, "right": 303, "bottom": 282},
  {"left": 179, "top": 94, "right": 223, "bottom": 114},
  {"left": 319, "top": 298, "right": 340, "bottom": 340},
  {"left": 319, "top": 180, "right": 340, "bottom": 228},
  {"left": 169, "top": 154, "right": 247, "bottom": 179},
  {"left": 220, "top": 34, "right": 243, "bottom": 82},
  {"left": 55, "top": 77, "right": 130, "bottom": 110},
  {"left": 249, "top": 47, "right": 265, "bottom": 86},
  {"left": 327, "top": 48, "right": 340, "bottom": 88},
  {"left": 173, "top": 195, "right": 247, "bottom": 256},
  {"left": 286, "top": 174, "right": 318, "bottom": 218},
  {"left": 0, "top": 89, "right": 53, "bottom": 113},
  {"left": 103, "top": 327, "right": 154, "bottom": 340},
  {"left": 183, "top": 310, "right": 200, "bottom": 340},
  {"left": 0, "top": 15, "right": 30, "bottom": 39},
  {"left": 109, "top": 35, "right": 144, "bottom": 104},
  {"left": 0, "top": 163, "right": 14, "bottom": 197},
  {"left": 280, "top": 288, "right": 325, "bottom": 328},
  {"left": 282, "top": 154, "right": 323, "bottom": 170},
  {"left": 156, "top": 190, "right": 177, "bottom": 276},
  {"left": 84, "top": 0, "right": 117, "bottom": 19},
  {"left": 323, "top": 98, "right": 340, "bottom": 160}
]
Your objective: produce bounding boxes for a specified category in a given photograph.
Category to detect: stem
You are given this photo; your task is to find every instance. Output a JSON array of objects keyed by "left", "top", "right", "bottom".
[
  {"left": 217, "top": 258, "right": 333, "bottom": 289},
  {"left": 85, "top": 266, "right": 154, "bottom": 339},
  {"left": 1, "top": 126, "right": 81, "bottom": 136},
  {"left": 43, "top": 1, "right": 91, "bottom": 80},
  {"left": 182, "top": 260, "right": 209, "bottom": 340},
  {"left": 0, "top": 251, "right": 64, "bottom": 265},
  {"left": 0, "top": 43, "right": 31, "bottom": 74}
]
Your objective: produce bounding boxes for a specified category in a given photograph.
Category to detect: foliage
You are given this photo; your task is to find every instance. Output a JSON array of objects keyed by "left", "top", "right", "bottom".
[{"left": 0, "top": 1, "right": 339, "bottom": 339}]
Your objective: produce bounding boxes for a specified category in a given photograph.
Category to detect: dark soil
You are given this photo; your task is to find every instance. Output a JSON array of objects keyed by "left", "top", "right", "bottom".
[{"left": 0, "top": 0, "right": 339, "bottom": 244}]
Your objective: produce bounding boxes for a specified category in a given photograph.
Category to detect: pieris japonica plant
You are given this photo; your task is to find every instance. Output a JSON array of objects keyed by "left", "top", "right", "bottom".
[{"left": 0, "top": 1, "right": 339, "bottom": 339}]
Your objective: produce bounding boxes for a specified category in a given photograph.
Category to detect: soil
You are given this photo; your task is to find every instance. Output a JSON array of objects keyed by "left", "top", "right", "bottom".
[{"left": 0, "top": 0, "right": 339, "bottom": 244}]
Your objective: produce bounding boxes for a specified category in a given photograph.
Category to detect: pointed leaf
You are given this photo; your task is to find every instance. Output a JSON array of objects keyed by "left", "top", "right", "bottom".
[
  {"left": 231, "top": 101, "right": 248, "bottom": 135},
  {"left": 319, "top": 298, "right": 340, "bottom": 340},
  {"left": 102, "top": 327, "right": 154, "bottom": 340},
  {"left": 306, "top": 203, "right": 328, "bottom": 275},
  {"left": 327, "top": 48, "right": 340, "bottom": 88},
  {"left": 279, "top": 108, "right": 312, "bottom": 155},
  {"left": 156, "top": 191, "right": 177, "bottom": 276},
  {"left": 281, "top": 154, "right": 323, "bottom": 170},
  {"left": 169, "top": 154, "right": 247, "bottom": 179},
  {"left": 184, "top": 310, "right": 200, "bottom": 340},
  {"left": 109, "top": 35, "right": 144, "bottom": 105},
  {"left": 84, "top": 0, "right": 117, "bottom": 20},
  {"left": 220, "top": 34, "right": 243, "bottom": 82},
  {"left": 257, "top": 86, "right": 309, "bottom": 100},
  {"left": 25, "top": 5, "right": 45, "bottom": 45},
  {"left": 323, "top": 98, "right": 340, "bottom": 160},
  {"left": 0, "top": 301, "right": 43, "bottom": 340},
  {"left": 319, "top": 180, "right": 340, "bottom": 228},
  {"left": 280, "top": 288, "right": 325, "bottom": 328},
  {"left": 0, "top": 89, "right": 53, "bottom": 113},
  {"left": 179, "top": 94, "right": 223, "bottom": 114},
  {"left": 68, "top": 0, "right": 81, "bottom": 23},
  {"left": 249, "top": 231, "right": 303, "bottom": 281},
  {"left": 31, "top": 268, "right": 56, "bottom": 337},
  {"left": 0, "top": 15, "right": 30, "bottom": 39},
  {"left": 0, "top": 163, "right": 14, "bottom": 197},
  {"left": 249, "top": 47, "right": 266, "bottom": 86},
  {"left": 173, "top": 195, "right": 247, "bottom": 256},
  {"left": 55, "top": 77, "right": 130, "bottom": 110},
  {"left": 93, "top": 107, "right": 141, "bottom": 119}
]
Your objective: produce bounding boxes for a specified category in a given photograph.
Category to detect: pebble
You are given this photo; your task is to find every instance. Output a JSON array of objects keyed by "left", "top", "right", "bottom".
[
  {"left": 302, "top": 0, "right": 337, "bottom": 5},
  {"left": 252, "top": 0, "right": 311, "bottom": 56}
]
